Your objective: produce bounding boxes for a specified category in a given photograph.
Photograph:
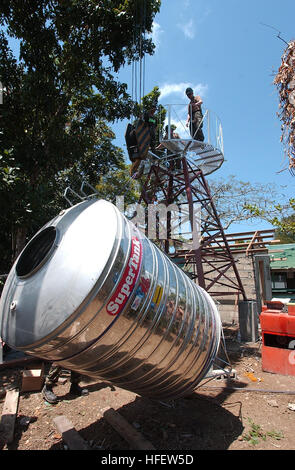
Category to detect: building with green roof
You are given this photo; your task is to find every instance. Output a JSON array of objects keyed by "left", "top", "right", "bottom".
[{"left": 268, "top": 243, "right": 295, "bottom": 302}]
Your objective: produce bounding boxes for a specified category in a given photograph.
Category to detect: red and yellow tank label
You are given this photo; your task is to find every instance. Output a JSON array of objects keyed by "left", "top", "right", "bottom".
[{"left": 106, "top": 236, "right": 142, "bottom": 316}]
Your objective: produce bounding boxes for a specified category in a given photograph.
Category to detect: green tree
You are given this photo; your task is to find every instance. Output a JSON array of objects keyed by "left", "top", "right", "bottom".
[
  {"left": 244, "top": 196, "right": 295, "bottom": 242},
  {"left": 274, "top": 213, "right": 295, "bottom": 243},
  {"left": 208, "top": 175, "right": 293, "bottom": 231},
  {"left": 0, "top": 0, "right": 161, "bottom": 272}
]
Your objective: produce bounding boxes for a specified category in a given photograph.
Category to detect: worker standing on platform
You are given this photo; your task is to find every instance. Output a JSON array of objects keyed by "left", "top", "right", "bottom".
[
  {"left": 185, "top": 87, "right": 204, "bottom": 141},
  {"left": 156, "top": 124, "right": 181, "bottom": 170},
  {"left": 156, "top": 124, "right": 180, "bottom": 149},
  {"left": 163, "top": 124, "right": 180, "bottom": 141}
]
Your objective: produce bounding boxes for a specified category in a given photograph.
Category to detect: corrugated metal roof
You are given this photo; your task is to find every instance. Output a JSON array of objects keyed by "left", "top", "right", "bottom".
[{"left": 267, "top": 243, "right": 295, "bottom": 270}]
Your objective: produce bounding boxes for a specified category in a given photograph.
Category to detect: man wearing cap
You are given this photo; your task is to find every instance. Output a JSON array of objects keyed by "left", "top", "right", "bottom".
[
  {"left": 185, "top": 87, "right": 204, "bottom": 141},
  {"left": 156, "top": 124, "right": 181, "bottom": 170},
  {"left": 157, "top": 124, "right": 180, "bottom": 148}
]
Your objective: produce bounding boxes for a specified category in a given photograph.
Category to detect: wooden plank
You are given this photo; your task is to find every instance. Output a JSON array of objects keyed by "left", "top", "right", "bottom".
[
  {"left": 0, "top": 356, "right": 41, "bottom": 370},
  {"left": 53, "top": 415, "right": 90, "bottom": 450},
  {"left": 209, "top": 239, "right": 280, "bottom": 249},
  {"left": 219, "top": 229, "right": 275, "bottom": 237},
  {"left": 246, "top": 230, "right": 258, "bottom": 257},
  {"left": 230, "top": 246, "right": 268, "bottom": 254},
  {"left": 101, "top": 407, "right": 155, "bottom": 450},
  {"left": 0, "top": 389, "right": 20, "bottom": 445}
]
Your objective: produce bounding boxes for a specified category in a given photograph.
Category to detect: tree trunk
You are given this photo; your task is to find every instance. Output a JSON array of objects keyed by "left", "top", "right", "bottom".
[{"left": 12, "top": 226, "right": 28, "bottom": 262}]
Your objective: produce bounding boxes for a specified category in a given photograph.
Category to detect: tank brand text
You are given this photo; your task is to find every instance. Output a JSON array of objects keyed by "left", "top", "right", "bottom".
[{"left": 106, "top": 236, "right": 142, "bottom": 316}]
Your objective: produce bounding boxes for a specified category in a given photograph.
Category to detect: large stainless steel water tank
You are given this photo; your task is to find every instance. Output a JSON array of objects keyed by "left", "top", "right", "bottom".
[{"left": 0, "top": 199, "right": 221, "bottom": 399}]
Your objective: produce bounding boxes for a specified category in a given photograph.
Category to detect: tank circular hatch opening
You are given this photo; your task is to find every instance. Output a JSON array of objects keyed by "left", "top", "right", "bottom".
[{"left": 16, "top": 226, "right": 57, "bottom": 278}]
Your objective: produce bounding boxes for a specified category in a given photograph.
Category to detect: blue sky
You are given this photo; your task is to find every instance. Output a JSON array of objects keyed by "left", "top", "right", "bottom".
[
  {"left": 4, "top": 1, "right": 294, "bottom": 233},
  {"left": 114, "top": 0, "right": 295, "bottom": 233}
]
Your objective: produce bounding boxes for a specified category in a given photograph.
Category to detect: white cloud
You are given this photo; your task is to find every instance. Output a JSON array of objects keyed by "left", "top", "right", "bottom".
[
  {"left": 177, "top": 19, "right": 195, "bottom": 39},
  {"left": 159, "top": 82, "right": 208, "bottom": 100},
  {"left": 150, "top": 21, "right": 163, "bottom": 49}
]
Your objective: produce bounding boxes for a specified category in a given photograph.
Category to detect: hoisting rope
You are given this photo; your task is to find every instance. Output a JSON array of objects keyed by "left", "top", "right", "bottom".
[
  {"left": 141, "top": 0, "right": 147, "bottom": 103},
  {"left": 131, "top": 0, "right": 147, "bottom": 118}
]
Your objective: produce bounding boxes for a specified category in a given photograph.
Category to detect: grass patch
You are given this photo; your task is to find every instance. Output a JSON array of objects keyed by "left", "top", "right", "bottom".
[{"left": 243, "top": 418, "right": 284, "bottom": 446}]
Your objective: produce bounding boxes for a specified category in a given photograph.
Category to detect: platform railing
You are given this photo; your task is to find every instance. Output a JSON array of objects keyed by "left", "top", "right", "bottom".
[{"left": 159, "top": 104, "right": 224, "bottom": 155}]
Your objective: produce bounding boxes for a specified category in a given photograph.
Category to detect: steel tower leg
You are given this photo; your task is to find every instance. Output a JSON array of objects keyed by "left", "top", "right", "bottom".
[{"left": 182, "top": 156, "right": 205, "bottom": 288}]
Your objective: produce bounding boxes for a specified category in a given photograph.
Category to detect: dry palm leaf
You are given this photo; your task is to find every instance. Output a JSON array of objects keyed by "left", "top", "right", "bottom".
[{"left": 274, "top": 40, "right": 295, "bottom": 176}]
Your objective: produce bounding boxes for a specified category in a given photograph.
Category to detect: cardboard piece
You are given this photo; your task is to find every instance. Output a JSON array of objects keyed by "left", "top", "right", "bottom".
[{"left": 21, "top": 363, "right": 44, "bottom": 392}]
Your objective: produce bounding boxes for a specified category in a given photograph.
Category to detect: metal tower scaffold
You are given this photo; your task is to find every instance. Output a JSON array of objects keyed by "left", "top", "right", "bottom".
[{"left": 133, "top": 105, "right": 247, "bottom": 301}]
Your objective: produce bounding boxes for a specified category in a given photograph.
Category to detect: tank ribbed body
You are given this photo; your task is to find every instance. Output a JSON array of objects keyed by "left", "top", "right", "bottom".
[{"left": 0, "top": 199, "right": 221, "bottom": 399}]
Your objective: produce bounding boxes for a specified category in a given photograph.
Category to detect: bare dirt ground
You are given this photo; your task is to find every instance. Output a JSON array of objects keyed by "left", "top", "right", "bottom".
[{"left": 1, "top": 326, "right": 295, "bottom": 452}]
